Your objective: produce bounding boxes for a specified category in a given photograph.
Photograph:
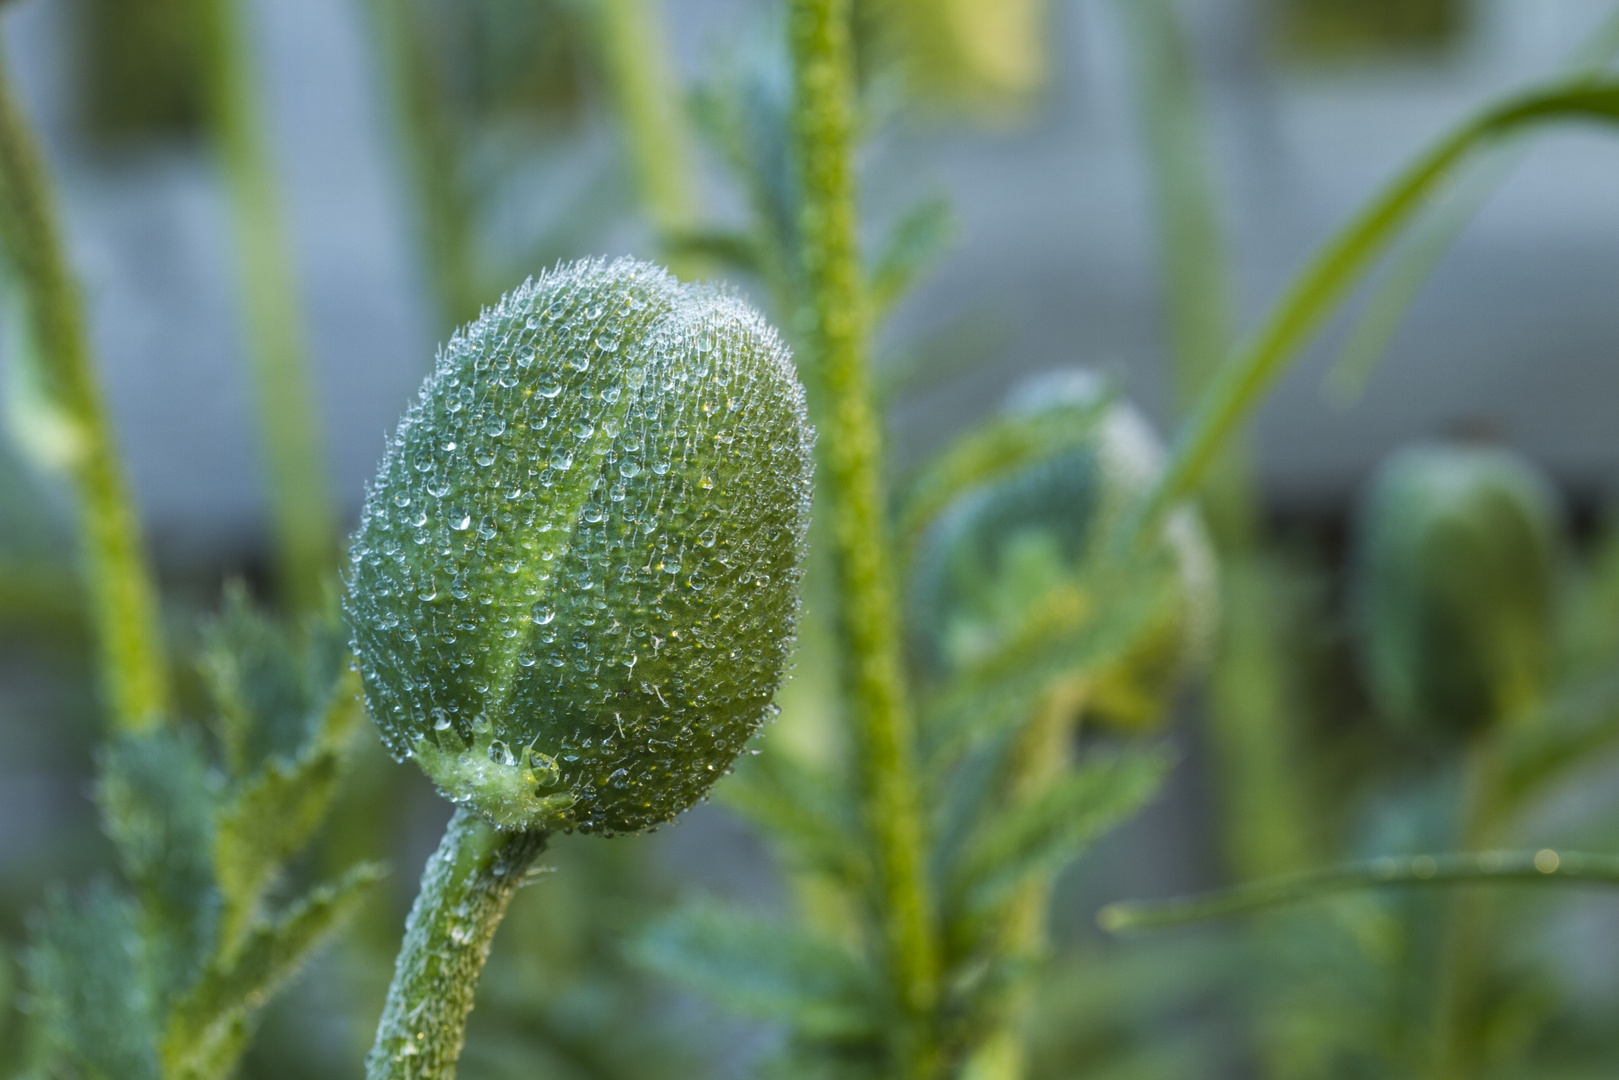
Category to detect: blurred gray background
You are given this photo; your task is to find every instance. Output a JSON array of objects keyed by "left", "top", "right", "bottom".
[{"left": 1, "top": 0, "right": 1617, "bottom": 570}]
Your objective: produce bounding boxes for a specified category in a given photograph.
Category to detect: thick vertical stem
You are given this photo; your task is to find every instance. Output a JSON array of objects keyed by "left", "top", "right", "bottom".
[
  {"left": 0, "top": 48, "right": 169, "bottom": 733},
  {"left": 363, "top": 0, "right": 482, "bottom": 329},
  {"left": 788, "top": 0, "right": 939, "bottom": 1072},
  {"left": 597, "top": 0, "right": 701, "bottom": 261},
  {"left": 367, "top": 808, "right": 547, "bottom": 1079},
  {"left": 191, "top": 0, "right": 335, "bottom": 614},
  {"left": 1432, "top": 743, "right": 1497, "bottom": 1080}
]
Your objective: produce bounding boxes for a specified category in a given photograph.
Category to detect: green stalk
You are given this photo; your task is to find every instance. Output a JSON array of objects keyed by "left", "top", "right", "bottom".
[
  {"left": 788, "top": 0, "right": 940, "bottom": 1071},
  {"left": 363, "top": 0, "right": 482, "bottom": 328},
  {"left": 367, "top": 808, "right": 547, "bottom": 1079},
  {"left": 1098, "top": 848, "right": 1619, "bottom": 931},
  {"left": 0, "top": 48, "right": 169, "bottom": 733},
  {"left": 960, "top": 681, "right": 1085, "bottom": 1080},
  {"left": 1114, "top": 0, "right": 1314, "bottom": 882},
  {"left": 190, "top": 0, "right": 336, "bottom": 614},
  {"left": 596, "top": 0, "right": 701, "bottom": 266}
]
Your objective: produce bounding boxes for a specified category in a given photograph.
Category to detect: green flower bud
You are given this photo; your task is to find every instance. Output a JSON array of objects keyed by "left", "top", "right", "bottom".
[
  {"left": 345, "top": 259, "right": 814, "bottom": 834},
  {"left": 1352, "top": 442, "right": 1560, "bottom": 739},
  {"left": 911, "top": 370, "right": 1216, "bottom": 729}
]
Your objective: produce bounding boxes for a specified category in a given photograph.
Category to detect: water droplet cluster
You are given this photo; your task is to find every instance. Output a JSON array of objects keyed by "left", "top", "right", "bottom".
[{"left": 345, "top": 259, "right": 814, "bottom": 833}]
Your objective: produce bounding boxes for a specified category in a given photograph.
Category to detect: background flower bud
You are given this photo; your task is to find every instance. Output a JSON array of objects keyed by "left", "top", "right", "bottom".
[
  {"left": 911, "top": 369, "right": 1216, "bottom": 730},
  {"left": 345, "top": 259, "right": 814, "bottom": 834},
  {"left": 1352, "top": 442, "right": 1560, "bottom": 739}
]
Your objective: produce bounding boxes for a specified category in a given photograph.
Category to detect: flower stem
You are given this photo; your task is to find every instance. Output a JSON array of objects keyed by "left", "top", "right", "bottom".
[
  {"left": 362, "top": 0, "right": 483, "bottom": 329},
  {"left": 960, "top": 681, "right": 1087, "bottom": 1080},
  {"left": 787, "top": 1, "right": 939, "bottom": 1072},
  {"left": 596, "top": 0, "right": 701, "bottom": 263},
  {"left": 367, "top": 808, "right": 547, "bottom": 1079},
  {"left": 191, "top": 0, "right": 336, "bottom": 614},
  {"left": 0, "top": 48, "right": 169, "bottom": 733},
  {"left": 1098, "top": 849, "right": 1619, "bottom": 932}
]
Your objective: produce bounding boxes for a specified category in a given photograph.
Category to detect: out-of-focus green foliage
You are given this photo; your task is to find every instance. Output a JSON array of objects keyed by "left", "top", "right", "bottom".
[
  {"left": 80, "top": 0, "right": 206, "bottom": 140},
  {"left": 12, "top": 1, "right": 1619, "bottom": 1079},
  {"left": 1270, "top": 0, "right": 1470, "bottom": 62},
  {"left": 1352, "top": 444, "right": 1560, "bottom": 740},
  {"left": 909, "top": 370, "right": 1216, "bottom": 732},
  {"left": 17, "top": 597, "right": 380, "bottom": 1079}
]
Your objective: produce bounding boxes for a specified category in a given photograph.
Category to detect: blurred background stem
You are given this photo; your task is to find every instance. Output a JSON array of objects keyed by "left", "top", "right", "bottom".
[
  {"left": 363, "top": 0, "right": 483, "bottom": 330},
  {"left": 1114, "top": 5, "right": 1318, "bottom": 1072},
  {"left": 0, "top": 47, "right": 169, "bottom": 733},
  {"left": 190, "top": 0, "right": 336, "bottom": 615},
  {"left": 789, "top": 0, "right": 940, "bottom": 1073},
  {"left": 1114, "top": 0, "right": 1313, "bottom": 874},
  {"left": 594, "top": 0, "right": 704, "bottom": 277}
]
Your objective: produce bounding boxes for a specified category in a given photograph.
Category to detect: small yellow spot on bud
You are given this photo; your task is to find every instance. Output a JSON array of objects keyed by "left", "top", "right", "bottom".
[{"left": 1534, "top": 848, "right": 1560, "bottom": 874}]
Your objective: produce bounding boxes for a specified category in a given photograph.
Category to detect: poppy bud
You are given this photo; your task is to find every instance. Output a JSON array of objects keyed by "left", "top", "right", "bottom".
[
  {"left": 345, "top": 259, "right": 814, "bottom": 833},
  {"left": 912, "top": 369, "right": 1215, "bottom": 729},
  {"left": 1352, "top": 443, "right": 1559, "bottom": 738}
]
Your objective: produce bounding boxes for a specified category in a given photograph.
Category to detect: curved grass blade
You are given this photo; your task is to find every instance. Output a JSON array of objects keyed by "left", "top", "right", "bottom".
[
  {"left": 1128, "top": 80, "right": 1619, "bottom": 543},
  {"left": 1326, "top": 11, "right": 1619, "bottom": 404},
  {"left": 1099, "top": 849, "right": 1619, "bottom": 932}
]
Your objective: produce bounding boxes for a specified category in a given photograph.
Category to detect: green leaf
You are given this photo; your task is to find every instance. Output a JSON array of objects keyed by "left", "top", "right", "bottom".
[
  {"left": 869, "top": 194, "right": 954, "bottom": 315},
  {"left": 921, "top": 553, "right": 1178, "bottom": 770},
  {"left": 1493, "top": 668, "right": 1619, "bottom": 818},
  {"left": 1132, "top": 79, "right": 1619, "bottom": 541},
  {"left": 199, "top": 582, "right": 351, "bottom": 776},
  {"left": 23, "top": 882, "right": 160, "bottom": 1080},
  {"left": 212, "top": 745, "right": 343, "bottom": 956},
  {"left": 95, "top": 732, "right": 219, "bottom": 1003},
  {"left": 634, "top": 905, "right": 880, "bottom": 1038},
  {"left": 949, "top": 750, "right": 1169, "bottom": 915},
  {"left": 162, "top": 863, "right": 383, "bottom": 1078},
  {"left": 0, "top": 264, "right": 86, "bottom": 475},
  {"left": 716, "top": 750, "right": 867, "bottom": 884},
  {"left": 1112, "top": 0, "right": 1234, "bottom": 405}
]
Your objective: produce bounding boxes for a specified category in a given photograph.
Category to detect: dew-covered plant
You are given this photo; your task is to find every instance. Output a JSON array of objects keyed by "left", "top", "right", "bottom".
[
  {"left": 13, "top": 1, "right": 1619, "bottom": 1078},
  {"left": 345, "top": 258, "right": 813, "bottom": 1076}
]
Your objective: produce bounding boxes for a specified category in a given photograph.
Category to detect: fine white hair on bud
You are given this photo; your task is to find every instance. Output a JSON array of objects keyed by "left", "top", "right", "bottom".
[{"left": 345, "top": 259, "right": 814, "bottom": 834}]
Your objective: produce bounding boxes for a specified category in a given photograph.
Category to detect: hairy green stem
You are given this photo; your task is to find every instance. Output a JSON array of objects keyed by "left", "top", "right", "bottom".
[
  {"left": 1098, "top": 849, "right": 1619, "bottom": 932},
  {"left": 191, "top": 0, "right": 336, "bottom": 613},
  {"left": 367, "top": 808, "right": 547, "bottom": 1079},
  {"left": 0, "top": 48, "right": 169, "bottom": 733},
  {"left": 788, "top": 0, "right": 939, "bottom": 1071}
]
